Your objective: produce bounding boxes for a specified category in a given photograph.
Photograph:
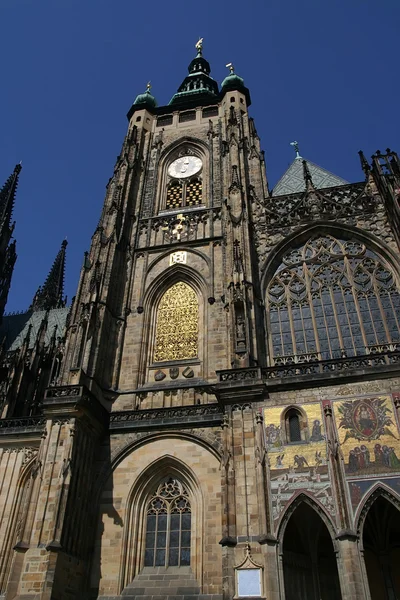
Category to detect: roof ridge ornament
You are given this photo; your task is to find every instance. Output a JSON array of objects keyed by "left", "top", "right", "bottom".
[
  {"left": 195, "top": 37, "right": 203, "bottom": 56},
  {"left": 290, "top": 140, "right": 302, "bottom": 160}
]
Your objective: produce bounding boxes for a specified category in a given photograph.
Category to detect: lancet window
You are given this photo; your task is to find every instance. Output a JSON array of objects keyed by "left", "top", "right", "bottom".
[
  {"left": 154, "top": 282, "right": 198, "bottom": 362},
  {"left": 266, "top": 235, "right": 400, "bottom": 364},
  {"left": 144, "top": 478, "right": 191, "bottom": 568}
]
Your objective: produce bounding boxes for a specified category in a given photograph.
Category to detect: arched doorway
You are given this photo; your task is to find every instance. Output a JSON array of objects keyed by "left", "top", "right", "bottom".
[
  {"left": 362, "top": 495, "right": 400, "bottom": 600},
  {"left": 282, "top": 502, "right": 341, "bottom": 600}
]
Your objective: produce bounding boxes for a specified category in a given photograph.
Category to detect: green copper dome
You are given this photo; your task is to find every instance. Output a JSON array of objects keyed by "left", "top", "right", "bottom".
[
  {"left": 133, "top": 88, "right": 157, "bottom": 109},
  {"left": 221, "top": 72, "right": 245, "bottom": 90},
  {"left": 220, "top": 66, "right": 251, "bottom": 105}
]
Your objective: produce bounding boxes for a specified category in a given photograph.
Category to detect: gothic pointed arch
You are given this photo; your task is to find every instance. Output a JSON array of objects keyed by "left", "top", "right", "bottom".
[
  {"left": 277, "top": 491, "right": 337, "bottom": 548},
  {"left": 356, "top": 484, "right": 400, "bottom": 599},
  {"left": 155, "top": 138, "right": 209, "bottom": 214},
  {"left": 262, "top": 223, "right": 400, "bottom": 366},
  {"left": 120, "top": 455, "right": 203, "bottom": 590},
  {"left": 278, "top": 494, "right": 341, "bottom": 600},
  {"left": 139, "top": 265, "right": 208, "bottom": 385},
  {"left": 356, "top": 482, "right": 400, "bottom": 539}
]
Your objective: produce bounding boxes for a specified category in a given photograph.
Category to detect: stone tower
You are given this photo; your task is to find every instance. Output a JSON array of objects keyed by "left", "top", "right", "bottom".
[{"left": 1, "top": 43, "right": 400, "bottom": 600}]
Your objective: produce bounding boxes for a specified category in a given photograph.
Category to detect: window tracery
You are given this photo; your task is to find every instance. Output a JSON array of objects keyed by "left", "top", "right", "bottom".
[
  {"left": 144, "top": 477, "right": 191, "bottom": 568},
  {"left": 154, "top": 282, "right": 198, "bottom": 362},
  {"left": 266, "top": 235, "right": 400, "bottom": 364}
]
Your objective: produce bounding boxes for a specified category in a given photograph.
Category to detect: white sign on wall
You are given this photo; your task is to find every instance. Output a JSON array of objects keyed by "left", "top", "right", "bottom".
[{"left": 237, "top": 568, "right": 262, "bottom": 597}]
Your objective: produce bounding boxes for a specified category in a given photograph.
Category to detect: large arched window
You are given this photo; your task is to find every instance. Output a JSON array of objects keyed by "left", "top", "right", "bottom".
[
  {"left": 164, "top": 152, "right": 203, "bottom": 211},
  {"left": 154, "top": 282, "right": 198, "bottom": 362},
  {"left": 266, "top": 235, "right": 400, "bottom": 363},
  {"left": 144, "top": 477, "right": 191, "bottom": 568}
]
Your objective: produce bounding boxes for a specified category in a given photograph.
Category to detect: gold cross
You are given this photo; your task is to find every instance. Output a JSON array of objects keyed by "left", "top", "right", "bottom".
[{"left": 172, "top": 214, "right": 184, "bottom": 241}]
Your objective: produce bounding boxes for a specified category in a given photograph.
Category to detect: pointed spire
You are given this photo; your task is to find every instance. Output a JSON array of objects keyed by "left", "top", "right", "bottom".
[
  {"left": 358, "top": 150, "right": 370, "bottom": 177},
  {"left": 31, "top": 240, "right": 68, "bottom": 312},
  {"left": 0, "top": 164, "right": 22, "bottom": 231},
  {"left": 302, "top": 160, "right": 314, "bottom": 187}
]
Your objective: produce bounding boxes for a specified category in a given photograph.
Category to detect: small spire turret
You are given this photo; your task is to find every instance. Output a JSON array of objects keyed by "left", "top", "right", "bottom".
[
  {"left": 31, "top": 240, "right": 68, "bottom": 312},
  {"left": 0, "top": 163, "right": 21, "bottom": 234},
  {"left": 0, "top": 164, "right": 21, "bottom": 324}
]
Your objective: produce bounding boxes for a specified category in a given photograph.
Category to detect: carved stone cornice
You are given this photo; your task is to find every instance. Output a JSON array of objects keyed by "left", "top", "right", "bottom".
[
  {"left": 265, "top": 182, "right": 376, "bottom": 233},
  {"left": 43, "top": 385, "right": 108, "bottom": 432},
  {"left": 110, "top": 403, "right": 224, "bottom": 432}
]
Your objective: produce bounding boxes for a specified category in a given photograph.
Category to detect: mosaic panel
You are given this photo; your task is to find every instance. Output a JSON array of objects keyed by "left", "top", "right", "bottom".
[
  {"left": 264, "top": 403, "right": 335, "bottom": 522},
  {"left": 331, "top": 395, "right": 400, "bottom": 477}
]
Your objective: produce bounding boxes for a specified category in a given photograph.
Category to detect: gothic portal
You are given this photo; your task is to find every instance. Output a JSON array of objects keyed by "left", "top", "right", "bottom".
[{"left": 0, "top": 40, "right": 400, "bottom": 600}]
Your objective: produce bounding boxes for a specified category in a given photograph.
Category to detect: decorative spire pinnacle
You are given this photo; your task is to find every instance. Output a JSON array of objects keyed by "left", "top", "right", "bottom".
[
  {"left": 30, "top": 239, "right": 68, "bottom": 312},
  {"left": 290, "top": 141, "right": 302, "bottom": 160},
  {"left": 195, "top": 37, "right": 203, "bottom": 56},
  {"left": 302, "top": 159, "right": 314, "bottom": 187},
  {"left": 0, "top": 163, "right": 22, "bottom": 231},
  {"left": 146, "top": 81, "right": 151, "bottom": 92},
  {"left": 226, "top": 63, "right": 235, "bottom": 74},
  {"left": 358, "top": 150, "right": 370, "bottom": 177}
]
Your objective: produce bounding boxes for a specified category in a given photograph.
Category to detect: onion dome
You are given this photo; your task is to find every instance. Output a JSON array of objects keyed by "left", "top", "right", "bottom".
[
  {"left": 127, "top": 83, "right": 157, "bottom": 119},
  {"left": 133, "top": 83, "right": 157, "bottom": 109},
  {"left": 220, "top": 64, "right": 251, "bottom": 105}
]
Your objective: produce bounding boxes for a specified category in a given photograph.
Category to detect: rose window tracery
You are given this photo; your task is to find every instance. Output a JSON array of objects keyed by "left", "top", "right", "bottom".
[{"left": 266, "top": 235, "right": 400, "bottom": 363}]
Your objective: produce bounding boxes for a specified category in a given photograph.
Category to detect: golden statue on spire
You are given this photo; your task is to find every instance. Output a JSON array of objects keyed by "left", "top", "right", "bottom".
[{"left": 195, "top": 37, "right": 203, "bottom": 54}]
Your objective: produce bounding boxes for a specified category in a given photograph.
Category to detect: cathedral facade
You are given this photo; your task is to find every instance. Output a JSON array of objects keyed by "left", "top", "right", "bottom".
[{"left": 0, "top": 43, "right": 400, "bottom": 600}]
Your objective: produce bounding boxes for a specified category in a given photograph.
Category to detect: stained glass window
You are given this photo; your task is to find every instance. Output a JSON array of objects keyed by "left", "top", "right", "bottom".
[
  {"left": 144, "top": 478, "right": 191, "bottom": 568},
  {"left": 266, "top": 235, "right": 400, "bottom": 363}
]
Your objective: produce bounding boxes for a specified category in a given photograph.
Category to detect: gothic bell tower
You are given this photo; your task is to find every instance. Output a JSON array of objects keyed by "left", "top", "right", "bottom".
[{"left": 59, "top": 40, "right": 267, "bottom": 410}]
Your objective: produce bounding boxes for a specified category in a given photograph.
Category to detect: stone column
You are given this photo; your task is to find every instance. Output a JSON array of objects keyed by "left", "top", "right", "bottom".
[
  {"left": 322, "top": 400, "right": 367, "bottom": 600},
  {"left": 7, "top": 385, "right": 107, "bottom": 600},
  {"left": 255, "top": 411, "right": 280, "bottom": 600},
  {"left": 219, "top": 411, "right": 237, "bottom": 600}
]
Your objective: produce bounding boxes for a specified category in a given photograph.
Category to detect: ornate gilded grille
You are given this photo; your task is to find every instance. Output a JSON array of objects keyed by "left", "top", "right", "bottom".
[
  {"left": 144, "top": 478, "right": 191, "bottom": 568},
  {"left": 186, "top": 179, "right": 202, "bottom": 207},
  {"left": 166, "top": 181, "right": 183, "bottom": 210},
  {"left": 154, "top": 282, "right": 198, "bottom": 362},
  {"left": 266, "top": 235, "right": 400, "bottom": 364}
]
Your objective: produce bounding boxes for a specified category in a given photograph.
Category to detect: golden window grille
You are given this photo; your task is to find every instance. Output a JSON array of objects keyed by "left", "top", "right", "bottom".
[
  {"left": 154, "top": 282, "right": 198, "bottom": 362},
  {"left": 166, "top": 182, "right": 183, "bottom": 210},
  {"left": 186, "top": 179, "right": 202, "bottom": 207}
]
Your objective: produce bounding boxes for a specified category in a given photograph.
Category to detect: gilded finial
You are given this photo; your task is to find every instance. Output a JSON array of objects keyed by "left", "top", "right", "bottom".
[
  {"left": 226, "top": 62, "right": 235, "bottom": 74},
  {"left": 195, "top": 37, "right": 203, "bottom": 55},
  {"left": 146, "top": 81, "right": 151, "bottom": 92},
  {"left": 290, "top": 140, "right": 302, "bottom": 160}
]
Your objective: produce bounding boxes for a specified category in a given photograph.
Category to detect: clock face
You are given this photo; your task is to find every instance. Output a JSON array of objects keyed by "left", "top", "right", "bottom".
[{"left": 168, "top": 156, "right": 202, "bottom": 179}]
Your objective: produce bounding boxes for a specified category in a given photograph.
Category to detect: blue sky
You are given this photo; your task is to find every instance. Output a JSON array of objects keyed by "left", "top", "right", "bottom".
[{"left": 1, "top": 0, "right": 399, "bottom": 311}]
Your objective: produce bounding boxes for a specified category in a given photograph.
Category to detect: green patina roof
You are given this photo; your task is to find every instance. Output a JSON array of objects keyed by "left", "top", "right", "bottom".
[
  {"left": 133, "top": 89, "right": 157, "bottom": 109},
  {"left": 273, "top": 157, "right": 348, "bottom": 196},
  {"left": 0, "top": 307, "right": 69, "bottom": 351},
  {"left": 169, "top": 50, "right": 219, "bottom": 106}
]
